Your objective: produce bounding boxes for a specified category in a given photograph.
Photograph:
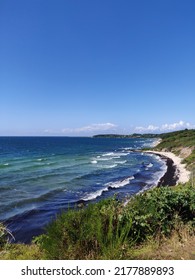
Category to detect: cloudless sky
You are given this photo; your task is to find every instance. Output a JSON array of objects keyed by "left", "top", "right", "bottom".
[{"left": 0, "top": 0, "right": 195, "bottom": 135}]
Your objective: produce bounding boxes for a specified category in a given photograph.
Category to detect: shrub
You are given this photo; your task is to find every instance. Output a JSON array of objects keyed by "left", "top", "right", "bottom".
[
  {"left": 36, "top": 184, "right": 195, "bottom": 259},
  {"left": 36, "top": 198, "right": 132, "bottom": 259},
  {"left": 124, "top": 185, "right": 195, "bottom": 242}
]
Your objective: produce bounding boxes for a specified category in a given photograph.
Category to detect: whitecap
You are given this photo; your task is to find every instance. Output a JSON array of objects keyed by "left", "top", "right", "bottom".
[
  {"left": 122, "top": 147, "right": 132, "bottom": 151},
  {"left": 91, "top": 160, "right": 97, "bottom": 164},
  {"left": 96, "top": 157, "right": 112, "bottom": 161},
  {"left": 82, "top": 187, "right": 108, "bottom": 201},
  {"left": 105, "top": 176, "right": 134, "bottom": 189},
  {"left": 114, "top": 152, "right": 129, "bottom": 157},
  {"left": 0, "top": 163, "right": 10, "bottom": 168},
  {"left": 104, "top": 164, "right": 118, "bottom": 169},
  {"left": 102, "top": 152, "right": 114, "bottom": 157}
]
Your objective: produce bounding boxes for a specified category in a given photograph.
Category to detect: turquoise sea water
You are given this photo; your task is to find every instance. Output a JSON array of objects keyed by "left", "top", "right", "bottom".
[{"left": 0, "top": 137, "right": 166, "bottom": 242}]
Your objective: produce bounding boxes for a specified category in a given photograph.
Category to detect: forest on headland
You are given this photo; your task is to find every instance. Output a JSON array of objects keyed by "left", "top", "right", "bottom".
[{"left": 0, "top": 129, "right": 195, "bottom": 260}]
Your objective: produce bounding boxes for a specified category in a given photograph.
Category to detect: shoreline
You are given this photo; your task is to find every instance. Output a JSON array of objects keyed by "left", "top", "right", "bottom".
[{"left": 144, "top": 150, "right": 190, "bottom": 186}]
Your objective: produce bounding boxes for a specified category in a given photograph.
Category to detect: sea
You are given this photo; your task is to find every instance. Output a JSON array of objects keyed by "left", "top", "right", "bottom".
[{"left": 0, "top": 136, "right": 167, "bottom": 243}]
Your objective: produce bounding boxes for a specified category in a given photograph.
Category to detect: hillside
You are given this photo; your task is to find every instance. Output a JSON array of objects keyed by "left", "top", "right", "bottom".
[{"left": 155, "top": 129, "right": 195, "bottom": 168}]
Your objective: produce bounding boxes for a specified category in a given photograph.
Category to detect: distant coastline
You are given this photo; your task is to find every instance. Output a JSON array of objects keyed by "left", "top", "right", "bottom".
[{"left": 93, "top": 133, "right": 159, "bottom": 139}]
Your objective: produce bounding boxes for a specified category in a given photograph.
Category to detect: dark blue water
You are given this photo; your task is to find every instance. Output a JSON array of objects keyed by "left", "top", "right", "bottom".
[{"left": 0, "top": 137, "right": 166, "bottom": 242}]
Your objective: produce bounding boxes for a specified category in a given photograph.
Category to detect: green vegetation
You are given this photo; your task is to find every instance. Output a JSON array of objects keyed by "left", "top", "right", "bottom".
[
  {"left": 35, "top": 198, "right": 131, "bottom": 259},
  {"left": 94, "top": 129, "right": 195, "bottom": 142},
  {"left": 35, "top": 183, "right": 195, "bottom": 259},
  {"left": 93, "top": 133, "right": 159, "bottom": 138},
  {"left": 156, "top": 129, "right": 195, "bottom": 151},
  {"left": 155, "top": 129, "right": 195, "bottom": 168}
]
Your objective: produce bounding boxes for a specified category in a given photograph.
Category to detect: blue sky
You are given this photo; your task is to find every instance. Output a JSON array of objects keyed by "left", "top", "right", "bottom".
[{"left": 0, "top": 0, "right": 195, "bottom": 136}]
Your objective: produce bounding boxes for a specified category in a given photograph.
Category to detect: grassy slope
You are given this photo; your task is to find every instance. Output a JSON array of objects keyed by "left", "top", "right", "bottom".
[{"left": 156, "top": 129, "right": 195, "bottom": 167}]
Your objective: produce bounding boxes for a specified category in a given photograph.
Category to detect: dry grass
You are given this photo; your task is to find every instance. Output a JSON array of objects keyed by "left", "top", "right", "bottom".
[
  {"left": 128, "top": 225, "right": 195, "bottom": 260},
  {"left": 0, "top": 244, "right": 44, "bottom": 260},
  {"left": 0, "top": 226, "right": 194, "bottom": 260}
]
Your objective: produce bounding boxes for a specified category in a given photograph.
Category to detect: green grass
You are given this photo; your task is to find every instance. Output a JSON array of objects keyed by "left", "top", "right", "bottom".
[
  {"left": 154, "top": 129, "right": 195, "bottom": 167},
  {"left": 35, "top": 198, "right": 133, "bottom": 259},
  {"left": 183, "top": 151, "right": 195, "bottom": 165},
  {"left": 159, "top": 129, "right": 195, "bottom": 146},
  {"left": 35, "top": 183, "right": 195, "bottom": 259}
]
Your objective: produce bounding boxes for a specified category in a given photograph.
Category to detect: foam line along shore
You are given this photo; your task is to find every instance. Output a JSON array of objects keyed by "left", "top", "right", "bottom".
[{"left": 144, "top": 150, "right": 190, "bottom": 186}]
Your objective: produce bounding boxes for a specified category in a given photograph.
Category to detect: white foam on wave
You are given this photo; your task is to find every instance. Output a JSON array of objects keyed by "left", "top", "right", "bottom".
[
  {"left": 97, "top": 151, "right": 129, "bottom": 163},
  {"left": 116, "top": 160, "right": 127, "bottom": 164},
  {"left": 96, "top": 157, "right": 112, "bottom": 161},
  {"left": 103, "top": 151, "right": 129, "bottom": 157},
  {"left": 121, "top": 147, "right": 132, "bottom": 151},
  {"left": 82, "top": 176, "right": 134, "bottom": 201},
  {"left": 116, "top": 152, "right": 129, "bottom": 156},
  {"left": 102, "top": 152, "right": 114, "bottom": 157},
  {"left": 105, "top": 176, "right": 135, "bottom": 189},
  {"left": 82, "top": 176, "right": 135, "bottom": 201},
  {"left": 82, "top": 187, "right": 108, "bottom": 201},
  {"left": 145, "top": 161, "right": 167, "bottom": 188},
  {"left": 91, "top": 160, "right": 98, "bottom": 164},
  {"left": 104, "top": 164, "right": 118, "bottom": 169},
  {"left": 94, "top": 163, "right": 118, "bottom": 169},
  {"left": 0, "top": 163, "right": 10, "bottom": 168}
]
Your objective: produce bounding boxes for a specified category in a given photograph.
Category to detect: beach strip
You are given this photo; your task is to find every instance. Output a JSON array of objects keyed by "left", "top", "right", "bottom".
[{"left": 145, "top": 150, "right": 190, "bottom": 186}]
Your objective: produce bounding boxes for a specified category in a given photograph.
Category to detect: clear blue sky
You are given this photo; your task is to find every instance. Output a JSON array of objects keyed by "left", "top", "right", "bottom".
[{"left": 0, "top": 0, "right": 195, "bottom": 136}]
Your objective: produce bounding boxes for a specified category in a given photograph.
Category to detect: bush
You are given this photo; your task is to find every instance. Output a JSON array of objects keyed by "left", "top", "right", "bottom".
[
  {"left": 36, "top": 184, "right": 195, "bottom": 259},
  {"left": 36, "top": 198, "right": 132, "bottom": 259},
  {"left": 124, "top": 185, "right": 195, "bottom": 242}
]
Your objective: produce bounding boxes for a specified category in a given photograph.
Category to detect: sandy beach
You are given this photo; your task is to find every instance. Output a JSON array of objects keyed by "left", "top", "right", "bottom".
[{"left": 145, "top": 150, "right": 190, "bottom": 185}]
